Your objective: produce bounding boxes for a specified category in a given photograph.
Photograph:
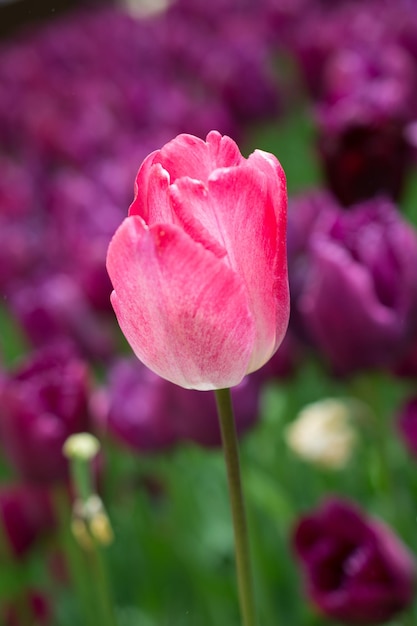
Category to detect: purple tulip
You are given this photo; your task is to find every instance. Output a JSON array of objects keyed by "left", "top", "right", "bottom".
[
  {"left": 93, "top": 357, "right": 261, "bottom": 452},
  {"left": 293, "top": 498, "right": 416, "bottom": 624},
  {"left": 9, "top": 275, "right": 115, "bottom": 363},
  {"left": 316, "top": 42, "right": 416, "bottom": 206},
  {"left": 289, "top": 192, "right": 417, "bottom": 375},
  {"left": 0, "top": 484, "right": 55, "bottom": 559},
  {"left": 0, "top": 344, "right": 93, "bottom": 484},
  {"left": 92, "top": 359, "right": 178, "bottom": 452}
]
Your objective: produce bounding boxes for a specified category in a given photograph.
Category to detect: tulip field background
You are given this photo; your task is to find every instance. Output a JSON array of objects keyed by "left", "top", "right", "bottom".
[{"left": 3, "top": 0, "right": 417, "bottom": 625}]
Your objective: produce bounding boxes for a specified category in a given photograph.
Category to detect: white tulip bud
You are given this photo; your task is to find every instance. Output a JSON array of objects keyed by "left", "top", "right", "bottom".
[{"left": 285, "top": 398, "right": 360, "bottom": 469}]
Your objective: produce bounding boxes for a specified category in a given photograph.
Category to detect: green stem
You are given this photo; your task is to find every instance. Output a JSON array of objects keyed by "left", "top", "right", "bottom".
[
  {"left": 52, "top": 485, "right": 97, "bottom": 626},
  {"left": 214, "top": 388, "right": 257, "bottom": 626},
  {"left": 68, "top": 458, "right": 118, "bottom": 626}
]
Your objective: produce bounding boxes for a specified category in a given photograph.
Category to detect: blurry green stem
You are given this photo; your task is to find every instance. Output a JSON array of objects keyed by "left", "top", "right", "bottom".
[
  {"left": 350, "top": 375, "right": 393, "bottom": 497},
  {"left": 215, "top": 388, "right": 257, "bottom": 626},
  {"left": 67, "top": 455, "right": 118, "bottom": 626},
  {"left": 52, "top": 485, "right": 97, "bottom": 626}
]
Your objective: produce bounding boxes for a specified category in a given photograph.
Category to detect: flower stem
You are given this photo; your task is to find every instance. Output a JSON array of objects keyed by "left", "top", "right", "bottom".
[
  {"left": 214, "top": 388, "right": 257, "bottom": 626},
  {"left": 52, "top": 485, "right": 97, "bottom": 626},
  {"left": 63, "top": 434, "right": 118, "bottom": 626}
]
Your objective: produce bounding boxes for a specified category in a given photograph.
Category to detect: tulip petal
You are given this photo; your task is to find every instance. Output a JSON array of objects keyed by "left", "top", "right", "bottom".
[
  {"left": 154, "top": 134, "right": 213, "bottom": 183},
  {"left": 128, "top": 150, "right": 159, "bottom": 219},
  {"left": 148, "top": 131, "right": 244, "bottom": 186},
  {"left": 205, "top": 130, "right": 245, "bottom": 169},
  {"left": 209, "top": 164, "right": 289, "bottom": 371},
  {"left": 129, "top": 158, "right": 172, "bottom": 223},
  {"left": 168, "top": 178, "right": 227, "bottom": 259},
  {"left": 106, "top": 216, "right": 256, "bottom": 390},
  {"left": 300, "top": 239, "right": 405, "bottom": 373},
  {"left": 169, "top": 163, "right": 288, "bottom": 372}
]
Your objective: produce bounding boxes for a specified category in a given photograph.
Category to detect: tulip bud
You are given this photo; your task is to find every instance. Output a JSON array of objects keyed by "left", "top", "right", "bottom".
[
  {"left": 106, "top": 130, "right": 289, "bottom": 390},
  {"left": 63, "top": 433, "right": 100, "bottom": 462},
  {"left": 285, "top": 398, "right": 359, "bottom": 469}
]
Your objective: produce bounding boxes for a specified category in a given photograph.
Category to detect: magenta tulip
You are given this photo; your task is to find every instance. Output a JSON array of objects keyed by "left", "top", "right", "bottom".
[{"left": 106, "top": 130, "right": 289, "bottom": 390}]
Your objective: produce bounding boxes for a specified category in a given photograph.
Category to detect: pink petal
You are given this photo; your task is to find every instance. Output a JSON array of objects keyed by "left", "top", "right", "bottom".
[
  {"left": 208, "top": 164, "right": 289, "bottom": 370},
  {"left": 154, "top": 134, "right": 212, "bottom": 183},
  {"left": 129, "top": 159, "right": 172, "bottom": 224},
  {"left": 106, "top": 216, "right": 256, "bottom": 390},
  {"left": 128, "top": 150, "right": 159, "bottom": 220},
  {"left": 206, "top": 130, "right": 244, "bottom": 169},
  {"left": 169, "top": 162, "right": 289, "bottom": 372},
  {"left": 168, "top": 177, "right": 227, "bottom": 259},
  {"left": 152, "top": 131, "right": 244, "bottom": 185}
]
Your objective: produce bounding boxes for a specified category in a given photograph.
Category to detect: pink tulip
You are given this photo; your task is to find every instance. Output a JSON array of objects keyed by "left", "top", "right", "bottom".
[{"left": 106, "top": 130, "right": 289, "bottom": 390}]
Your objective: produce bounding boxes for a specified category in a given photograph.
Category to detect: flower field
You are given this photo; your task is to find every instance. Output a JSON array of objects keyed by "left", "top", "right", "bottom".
[{"left": 1, "top": 1, "right": 417, "bottom": 624}]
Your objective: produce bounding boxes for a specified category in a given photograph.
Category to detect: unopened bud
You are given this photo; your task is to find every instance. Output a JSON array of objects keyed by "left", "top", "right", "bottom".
[
  {"left": 63, "top": 433, "right": 100, "bottom": 461},
  {"left": 285, "top": 398, "right": 359, "bottom": 469}
]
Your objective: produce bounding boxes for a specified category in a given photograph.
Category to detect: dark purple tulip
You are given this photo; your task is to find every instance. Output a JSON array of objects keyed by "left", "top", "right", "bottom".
[
  {"left": 0, "top": 485, "right": 55, "bottom": 559},
  {"left": 92, "top": 358, "right": 178, "bottom": 452},
  {"left": 9, "top": 275, "right": 115, "bottom": 363},
  {"left": 397, "top": 396, "right": 417, "bottom": 458},
  {"left": 0, "top": 344, "right": 93, "bottom": 484},
  {"left": 316, "top": 43, "right": 416, "bottom": 206},
  {"left": 318, "top": 122, "right": 412, "bottom": 208},
  {"left": 290, "top": 192, "right": 417, "bottom": 375},
  {"left": 93, "top": 358, "right": 261, "bottom": 452},
  {"left": 293, "top": 498, "right": 416, "bottom": 624}
]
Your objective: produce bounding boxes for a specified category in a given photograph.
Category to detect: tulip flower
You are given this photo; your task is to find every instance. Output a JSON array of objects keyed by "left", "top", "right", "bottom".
[
  {"left": 316, "top": 42, "right": 416, "bottom": 207},
  {"left": 106, "top": 130, "right": 289, "bottom": 390},
  {"left": 285, "top": 397, "right": 360, "bottom": 470},
  {"left": 0, "top": 344, "right": 93, "bottom": 484},
  {"left": 293, "top": 498, "right": 416, "bottom": 624},
  {"left": 289, "top": 192, "right": 417, "bottom": 375}
]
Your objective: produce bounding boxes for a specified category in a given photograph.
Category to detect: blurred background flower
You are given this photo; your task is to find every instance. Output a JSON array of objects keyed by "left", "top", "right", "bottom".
[
  {"left": 92, "top": 357, "right": 261, "bottom": 451},
  {"left": 285, "top": 397, "right": 359, "bottom": 469},
  {"left": 293, "top": 498, "right": 416, "bottom": 624},
  {"left": 0, "top": 344, "right": 93, "bottom": 484},
  {"left": 288, "top": 193, "right": 417, "bottom": 375}
]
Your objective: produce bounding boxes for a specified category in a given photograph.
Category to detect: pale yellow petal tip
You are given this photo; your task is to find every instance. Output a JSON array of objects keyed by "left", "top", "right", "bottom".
[
  {"left": 285, "top": 398, "right": 361, "bottom": 470},
  {"left": 63, "top": 433, "right": 101, "bottom": 461}
]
